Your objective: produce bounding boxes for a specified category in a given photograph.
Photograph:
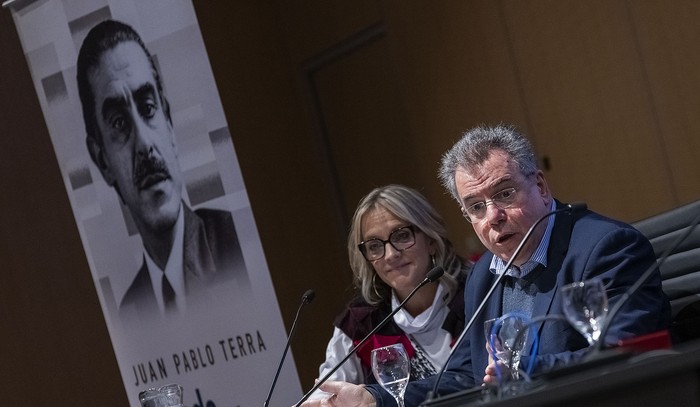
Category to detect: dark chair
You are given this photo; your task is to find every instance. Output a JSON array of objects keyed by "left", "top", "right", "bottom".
[{"left": 632, "top": 200, "right": 700, "bottom": 343}]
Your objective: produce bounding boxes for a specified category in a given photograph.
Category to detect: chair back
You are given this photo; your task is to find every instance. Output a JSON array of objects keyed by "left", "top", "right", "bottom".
[{"left": 632, "top": 200, "right": 700, "bottom": 342}]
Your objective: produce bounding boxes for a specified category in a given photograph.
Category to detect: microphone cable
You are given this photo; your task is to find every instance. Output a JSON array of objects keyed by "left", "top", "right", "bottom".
[{"left": 508, "top": 313, "right": 570, "bottom": 380}]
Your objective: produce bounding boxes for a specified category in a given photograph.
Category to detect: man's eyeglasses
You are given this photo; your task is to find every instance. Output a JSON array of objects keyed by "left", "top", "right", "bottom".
[
  {"left": 462, "top": 187, "right": 518, "bottom": 223},
  {"left": 358, "top": 226, "right": 417, "bottom": 261}
]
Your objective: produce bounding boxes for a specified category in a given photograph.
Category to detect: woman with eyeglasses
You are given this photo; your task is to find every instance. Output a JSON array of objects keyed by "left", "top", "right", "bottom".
[{"left": 308, "top": 184, "right": 471, "bottom": 400}]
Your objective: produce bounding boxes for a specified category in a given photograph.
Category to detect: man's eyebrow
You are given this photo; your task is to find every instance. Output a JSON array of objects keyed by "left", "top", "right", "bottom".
[
  {"left": 133, "top": 82, "right": 157, "bottom": 102},
  {"left": 461, "top": 175, "right": 513, "bottom": 203},
  {"left": 101, "top": 94, "right": 127, "bottom": 122},
  {"left": 100, "top": 83, "right": 157, "bottom": 122}
]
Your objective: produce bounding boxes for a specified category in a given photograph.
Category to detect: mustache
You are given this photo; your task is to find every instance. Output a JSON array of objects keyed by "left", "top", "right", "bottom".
[{"left": 133, "top": 152, "right": 171, "bottom": 188}]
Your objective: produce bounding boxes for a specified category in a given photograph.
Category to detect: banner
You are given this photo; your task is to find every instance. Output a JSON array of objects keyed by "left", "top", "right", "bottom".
[{"left": 5, "top": 1, "right": 302, "bottom": 405}]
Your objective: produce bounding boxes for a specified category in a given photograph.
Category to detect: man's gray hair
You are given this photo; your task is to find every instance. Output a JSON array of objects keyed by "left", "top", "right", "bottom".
[{"left": 438, "top": 124, "right": 539, "bottom": 202}]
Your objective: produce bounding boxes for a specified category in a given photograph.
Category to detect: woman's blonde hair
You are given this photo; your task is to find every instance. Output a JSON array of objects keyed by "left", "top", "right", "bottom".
[{"left": 347, "top": 184, "right": 464, "bottom": 306}]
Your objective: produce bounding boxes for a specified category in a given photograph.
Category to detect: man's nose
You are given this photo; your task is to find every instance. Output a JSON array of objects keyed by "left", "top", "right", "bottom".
[
  {"left": 132, "top": 118, "right": 156, "bottom": 157},
  {"left": 485, "top": 202, "right": 506, "bottom": 224}
]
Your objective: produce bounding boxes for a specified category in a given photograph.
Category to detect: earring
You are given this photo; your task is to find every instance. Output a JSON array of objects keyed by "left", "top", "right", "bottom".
[{"left": 431, "top": 255, "right": 436, "bottom": 268}]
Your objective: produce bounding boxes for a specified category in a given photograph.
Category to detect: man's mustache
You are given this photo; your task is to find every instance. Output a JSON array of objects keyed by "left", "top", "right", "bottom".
[{"left": 133, "top": 153, "right": 171, "bottom": 189}]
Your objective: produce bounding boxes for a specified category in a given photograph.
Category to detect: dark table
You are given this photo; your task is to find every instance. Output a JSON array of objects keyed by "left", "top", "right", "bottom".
[{"left": 422, "top": 340, "right": 700, "bottom": 407}]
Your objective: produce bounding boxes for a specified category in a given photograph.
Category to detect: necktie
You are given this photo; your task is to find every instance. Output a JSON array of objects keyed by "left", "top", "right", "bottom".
[{"left": 162, "top": 273, "right": 176, "bottom": 310}]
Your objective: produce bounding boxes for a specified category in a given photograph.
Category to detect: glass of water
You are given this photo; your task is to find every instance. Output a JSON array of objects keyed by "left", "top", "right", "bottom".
[{"left": 371, "top": 343, "right": 411, "bottom": 407}]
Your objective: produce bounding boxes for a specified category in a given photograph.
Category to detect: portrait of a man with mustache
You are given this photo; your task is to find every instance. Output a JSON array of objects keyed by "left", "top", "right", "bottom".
[{"left": 76, "top": 19, "right": 246, "bottom": 320}]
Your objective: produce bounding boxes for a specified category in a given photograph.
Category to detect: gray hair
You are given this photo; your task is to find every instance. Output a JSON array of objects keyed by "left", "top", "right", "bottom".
[
  {"left": 438, "top": 124, "right": 539, "bottom": 202},
  {"left": 347, "top": 184, "right": 465, "bottom": 306}
]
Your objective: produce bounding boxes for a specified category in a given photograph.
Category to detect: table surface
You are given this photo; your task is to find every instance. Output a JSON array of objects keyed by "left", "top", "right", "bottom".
[{"left": 422, "top": 340, "right": 700, "bottom": 407}]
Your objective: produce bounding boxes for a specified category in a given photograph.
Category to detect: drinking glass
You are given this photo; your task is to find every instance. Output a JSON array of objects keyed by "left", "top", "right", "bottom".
[
  {"left": 561, "top": 278, "right": 609, "bottom": 346},
  {"left": 484, "top": 314, "right": 529, "bottom": 381},
  {"left": 371, "top": 343, "right": 410, "bottom": 407},
  {"left": 138, "top": 383, "right": 184, "bottom": 407}
]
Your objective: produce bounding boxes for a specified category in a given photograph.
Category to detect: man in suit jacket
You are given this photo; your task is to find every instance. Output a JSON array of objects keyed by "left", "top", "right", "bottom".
[
  {"left": 118, "top": 205, "right": 245, "bottom": 319},
  {"left": 77, "top": 20, "right": 246, "bottom": 319},
  {"left": 302, "top": 124, "right": 671, "bottom": 407}
]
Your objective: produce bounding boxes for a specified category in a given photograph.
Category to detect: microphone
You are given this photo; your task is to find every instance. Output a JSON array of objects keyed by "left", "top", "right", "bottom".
[
  {"left": 594, "top": 207, "right": 700, "bottom": 352},
  {"left": 424, "top": 202, "right": 587, "bottom": 402},
  {"left": 293, "top": 266, "right": 445, "bottom": 407},
  {"left": 302, "top": 289, "right": 316, "bottom": 304},
  {"left": 264, "top": 289, "right": 315, "bottom": 407}
]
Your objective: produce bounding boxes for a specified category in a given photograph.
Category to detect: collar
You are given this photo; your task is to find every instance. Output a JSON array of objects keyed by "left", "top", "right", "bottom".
[
  {"left": 391, "top": 281, "right": 449, "bottom": 335},
  {"left": 145, "top": 203, "right": 186, "bottom": 314},
  {"left": 490, "top": 199, "right": 555, "bottom": 278}
]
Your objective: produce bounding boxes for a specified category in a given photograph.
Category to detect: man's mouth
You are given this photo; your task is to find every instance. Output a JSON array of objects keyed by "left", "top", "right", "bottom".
[
  {"left": 496, "top": 233, "right": 515, "bottom": 244},
  {"left": 137, "top": 171, "right": 169, "bottom": 190},
  {"left": 134, "top": 155, "right": 171, "bottom": 191}
]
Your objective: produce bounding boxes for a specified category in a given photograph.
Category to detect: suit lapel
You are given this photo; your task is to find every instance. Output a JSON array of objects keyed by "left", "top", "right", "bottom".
[
  {"left": 530, "top": 200, "right": 575, "bottom": 346},
  {"left": 182, "top": 206, "right": 216, "bottom": 294}
]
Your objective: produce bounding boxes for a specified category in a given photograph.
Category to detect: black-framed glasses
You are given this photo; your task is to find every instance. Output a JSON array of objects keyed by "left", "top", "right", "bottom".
[
  {"left": 462, "top": 187, "right": 519, "bottom": 223},
  {"left": 358, "top": 225, "right": 417, "bottom": 261}
]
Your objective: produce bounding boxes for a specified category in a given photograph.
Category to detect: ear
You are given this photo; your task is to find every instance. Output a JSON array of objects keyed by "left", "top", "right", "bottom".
[
  {"left": 534, "top": 170, "right": 552, "bottom": 205},
  {"left": 429, "top": 237, "right": 437, "bottom": 257},
  {"left": 86, "top": 136, "right": 116, "bottom": 187},
  {"left": 168, "top": 123, "right": 178, "bottom": 154}
]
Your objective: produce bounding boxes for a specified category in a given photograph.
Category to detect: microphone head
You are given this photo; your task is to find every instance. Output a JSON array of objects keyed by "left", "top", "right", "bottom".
[
  {"left": 567, "top": 202, "right": 588, "bottom": 213},
  {"left": 425, "top": 266, "right": 445, "bottom": 282},
  {"left": 302, "top": 289, "right": 315, "bottom": 304}
]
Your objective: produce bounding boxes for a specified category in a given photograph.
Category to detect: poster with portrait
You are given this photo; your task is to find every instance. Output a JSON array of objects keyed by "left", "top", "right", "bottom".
[{"left": 5, "top": 0, "right": 302, "bottom": 406}]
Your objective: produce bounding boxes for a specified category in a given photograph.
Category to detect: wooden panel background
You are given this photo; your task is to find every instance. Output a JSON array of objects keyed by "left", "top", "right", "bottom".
[{"left": 1, "top": 1, "right": 699, "bottom": 405}]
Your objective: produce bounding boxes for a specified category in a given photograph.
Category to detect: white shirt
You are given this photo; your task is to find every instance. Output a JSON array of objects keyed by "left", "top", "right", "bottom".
[
  {"left": 309, "top": 282, "right": 454, "bottom": 400},
  {"left": 144, "top": 204, "right": 186, "bottom": 314}
]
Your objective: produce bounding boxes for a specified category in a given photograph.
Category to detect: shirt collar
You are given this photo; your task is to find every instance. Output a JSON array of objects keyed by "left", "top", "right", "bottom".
[
  {"left": 391, "top": 281, "right": 448, "bottom": 335},
  {"left": 490, "top": 199, "right": 555, "bottom": 278}
]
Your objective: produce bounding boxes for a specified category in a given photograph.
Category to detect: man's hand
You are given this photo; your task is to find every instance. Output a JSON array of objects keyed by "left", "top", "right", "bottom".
[
  {"left": 300, "top": 381, "right": 377, "bottom": 407},
  {"left": 483, "top": 360, "right": 509, "bottom": 386},
  {"left": 483, "top": 342, "right": 505, "bottom": 386}
]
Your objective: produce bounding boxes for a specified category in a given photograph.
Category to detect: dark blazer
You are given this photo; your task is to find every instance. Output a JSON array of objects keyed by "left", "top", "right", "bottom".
[
  {"left": 367, "top": 200, "right": 672, "bottom": 407},
  {"left": 118, "top": 204, "right": 246, "bottom": 320}
]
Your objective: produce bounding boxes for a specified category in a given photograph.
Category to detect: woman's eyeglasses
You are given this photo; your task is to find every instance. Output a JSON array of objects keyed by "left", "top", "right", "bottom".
[{"left": 358, "top": 226, "right": 417, "bottom": 261}]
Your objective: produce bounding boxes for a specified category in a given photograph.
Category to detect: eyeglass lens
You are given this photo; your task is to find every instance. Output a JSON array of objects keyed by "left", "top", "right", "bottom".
[
  {"left": 359, "top": 227, "right": 416, "bottom": 261},
  {"left": 465, "top": 187, "right": 517, "bottom": 222}
]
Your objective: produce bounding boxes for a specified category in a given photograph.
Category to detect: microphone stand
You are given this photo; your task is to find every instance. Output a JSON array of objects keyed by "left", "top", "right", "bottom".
[
  {"left": 264, "top": 290, "right": 315, "bottom": 407},
  {"left": 594, "top": 208, "right": 700, "bottom": 352},
  {"left": 424, "top": 203, "right": 585, "bottom": 403},
  {"left": 293, "top": 267, "right": 444, "bottom": 407}
]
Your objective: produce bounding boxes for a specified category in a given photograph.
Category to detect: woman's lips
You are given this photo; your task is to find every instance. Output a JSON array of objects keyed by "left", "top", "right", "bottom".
[{"left": 387, "top": 262, "right": 411, "bottom": 272}]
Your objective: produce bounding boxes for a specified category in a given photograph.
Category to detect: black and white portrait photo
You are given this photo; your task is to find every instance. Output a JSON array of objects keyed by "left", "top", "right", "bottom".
[
  {"left": 8, "top": 1, "right": 301, "bottom": 406},
  {"left": 76, "top": 19, "right": 248, "bottom": 320}
]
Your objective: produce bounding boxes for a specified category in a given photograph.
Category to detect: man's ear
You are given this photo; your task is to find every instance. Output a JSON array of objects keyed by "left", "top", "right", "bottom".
[
  {"left": 86, "top": 136, "right": 115, "bottom": 187},
  {"left": 534, "top": 170, "right": 552, "bottom": 205}
]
